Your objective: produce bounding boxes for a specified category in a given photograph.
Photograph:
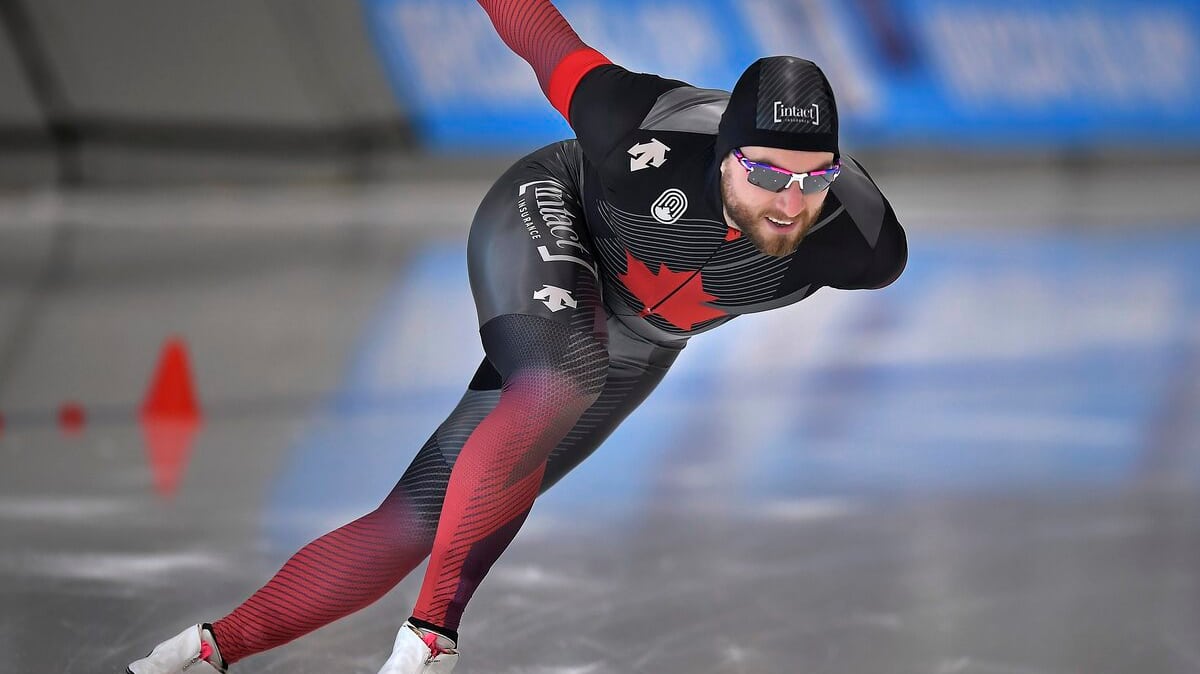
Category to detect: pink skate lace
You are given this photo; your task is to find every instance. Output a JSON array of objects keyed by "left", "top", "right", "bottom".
[{"left": 421, "top": 632, "right": 451, "bottom": 659}]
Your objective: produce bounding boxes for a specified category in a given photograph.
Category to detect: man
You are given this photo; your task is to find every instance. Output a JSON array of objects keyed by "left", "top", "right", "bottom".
[{"left": 126, "top": 0, "right": 906, "bottom": 672}]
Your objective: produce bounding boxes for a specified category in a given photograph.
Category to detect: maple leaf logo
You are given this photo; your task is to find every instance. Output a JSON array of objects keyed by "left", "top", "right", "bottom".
[{"left": 618, "top": 250, "right": 726, "bottom": 331}]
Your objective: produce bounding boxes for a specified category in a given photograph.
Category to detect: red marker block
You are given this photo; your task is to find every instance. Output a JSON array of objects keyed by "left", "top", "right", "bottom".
[{"left": 59, "top": 402, "right": 86, "bottom": 435}]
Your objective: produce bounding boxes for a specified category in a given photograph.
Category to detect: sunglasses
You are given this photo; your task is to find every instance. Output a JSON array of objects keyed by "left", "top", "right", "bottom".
[{"left": 732, "top": 148, "right": 841, "bottom": 195}]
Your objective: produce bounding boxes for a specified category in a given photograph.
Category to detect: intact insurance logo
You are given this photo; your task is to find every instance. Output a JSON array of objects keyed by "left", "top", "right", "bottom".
[{"left": 774, "top": 101, "right": 820, "bottom": 126}]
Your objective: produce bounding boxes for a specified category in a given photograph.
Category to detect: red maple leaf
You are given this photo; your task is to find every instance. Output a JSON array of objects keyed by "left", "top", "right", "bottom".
[{"left": 618, "top": 250, "right": 726, "bottom": 331}]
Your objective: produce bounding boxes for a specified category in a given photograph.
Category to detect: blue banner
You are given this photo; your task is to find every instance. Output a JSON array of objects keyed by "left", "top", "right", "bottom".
[
  {"left": 363, "top": 0, "right": 1200, "bottom": 151},
  {"left": 871, "top": 0, "right": 1200, "bottom": 146}
]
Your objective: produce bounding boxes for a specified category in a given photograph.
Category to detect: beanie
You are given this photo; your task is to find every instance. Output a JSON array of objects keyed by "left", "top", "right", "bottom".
[{"left": 715, "top": 56, "right": 839, "bottom": 161}]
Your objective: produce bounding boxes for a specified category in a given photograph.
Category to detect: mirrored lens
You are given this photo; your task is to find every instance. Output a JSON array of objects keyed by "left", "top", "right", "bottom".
[
  {"left": 801, "top": 173, "right": 837, "bottom": 194},
  {"left": 747, "top": 167, "right": 789, "bottom": 192}
]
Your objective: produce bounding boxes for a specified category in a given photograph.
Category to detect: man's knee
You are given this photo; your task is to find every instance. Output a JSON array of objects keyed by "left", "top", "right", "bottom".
[{"left": 480, "top": 313, "right": 609, "bottom": 402}]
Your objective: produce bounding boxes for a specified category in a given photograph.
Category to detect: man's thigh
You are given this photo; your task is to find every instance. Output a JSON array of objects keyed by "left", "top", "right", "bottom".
[{"left": 467, "top": 140, "right": 605, "bottom": 339}]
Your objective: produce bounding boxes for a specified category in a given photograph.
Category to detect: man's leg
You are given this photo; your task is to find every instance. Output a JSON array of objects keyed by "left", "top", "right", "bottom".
[
  {"left": 407, "top": 139, "right": 613, "bottom": 637},
  {"left": 207, "top": 364, "right": 500, "bottom": 665},
  {"left": 408, "top": 311, "right": 608, "bottom": 634},
  {"left": 540, "top": 316, "right": 683, "bottom": 489}
]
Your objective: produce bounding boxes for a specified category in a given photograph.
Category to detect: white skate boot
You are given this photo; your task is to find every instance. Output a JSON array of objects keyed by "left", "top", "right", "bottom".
[
  {"left": 377, "top": 621, "right": 459, "bottom": 674},
  {"left": 126, "top": 624, "right": 226, "bottom": 673}
]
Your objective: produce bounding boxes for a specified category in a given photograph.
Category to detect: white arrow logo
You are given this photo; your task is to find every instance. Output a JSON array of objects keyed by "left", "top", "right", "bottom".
[
  {"left": 533, "top": 285, "right": 578, "bottom": 312},
  {"left": 628, "top": 138, "right": 670, "bottom": 172}
]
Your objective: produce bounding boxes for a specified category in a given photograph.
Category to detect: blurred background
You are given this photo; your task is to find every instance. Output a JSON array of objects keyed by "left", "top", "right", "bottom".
[{"left": 2, "top": 1, "right": 1199, "bottom": 673}]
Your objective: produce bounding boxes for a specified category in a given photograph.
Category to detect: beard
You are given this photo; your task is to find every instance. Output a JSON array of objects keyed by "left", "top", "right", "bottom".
[{"left": 721, "top": 172, "right": 821, "bottom": 257}]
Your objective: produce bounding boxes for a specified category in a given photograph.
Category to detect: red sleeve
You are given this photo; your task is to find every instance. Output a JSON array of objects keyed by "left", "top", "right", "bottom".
[{"left": 477, "top": 0, "right": 611, "bottom": 121}]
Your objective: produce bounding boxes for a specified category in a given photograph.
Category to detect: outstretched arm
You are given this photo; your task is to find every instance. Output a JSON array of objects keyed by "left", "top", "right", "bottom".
[{"left": 476, "top": 0, "right": 610, "bottom": 121}]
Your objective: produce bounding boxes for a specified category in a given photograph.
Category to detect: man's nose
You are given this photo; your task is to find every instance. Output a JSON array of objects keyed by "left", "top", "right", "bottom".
[{"left": 774, "top": 183, "right": 805, "bottom": 218}]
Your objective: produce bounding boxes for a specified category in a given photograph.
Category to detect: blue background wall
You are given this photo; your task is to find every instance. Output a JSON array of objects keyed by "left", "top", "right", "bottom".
[{"left": 364, "top": 0, "right": 1200, "bottom": 151}]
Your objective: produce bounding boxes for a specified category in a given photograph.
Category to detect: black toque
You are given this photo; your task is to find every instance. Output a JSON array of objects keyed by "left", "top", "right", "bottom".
[{"left": 715, "top": 56, "right": 839, "bottom": 161}]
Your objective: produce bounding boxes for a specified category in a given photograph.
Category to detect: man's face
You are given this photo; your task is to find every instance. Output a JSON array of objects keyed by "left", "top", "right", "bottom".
[{"left": 719, "top": 146, "right": 837, "bottom": 257}]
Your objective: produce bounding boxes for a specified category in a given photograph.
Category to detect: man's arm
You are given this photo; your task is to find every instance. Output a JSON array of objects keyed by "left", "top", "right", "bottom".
[
  {"left": 476, "top": 0, "right": 611, "bottom": 122},
  {"left": 855, "top": 203, "right": 908, "bottom": 289},
  {"left": 827, "top": 157, "right": 908, "bottom": 290},
  {"left": 477, "top": 0, "right": 690, "bottom": 164}
]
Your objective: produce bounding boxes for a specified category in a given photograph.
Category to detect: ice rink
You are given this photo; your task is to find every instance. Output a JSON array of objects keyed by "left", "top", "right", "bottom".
[{"left": 1, "top": 160, "right": 1199, "bottom": 674}]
